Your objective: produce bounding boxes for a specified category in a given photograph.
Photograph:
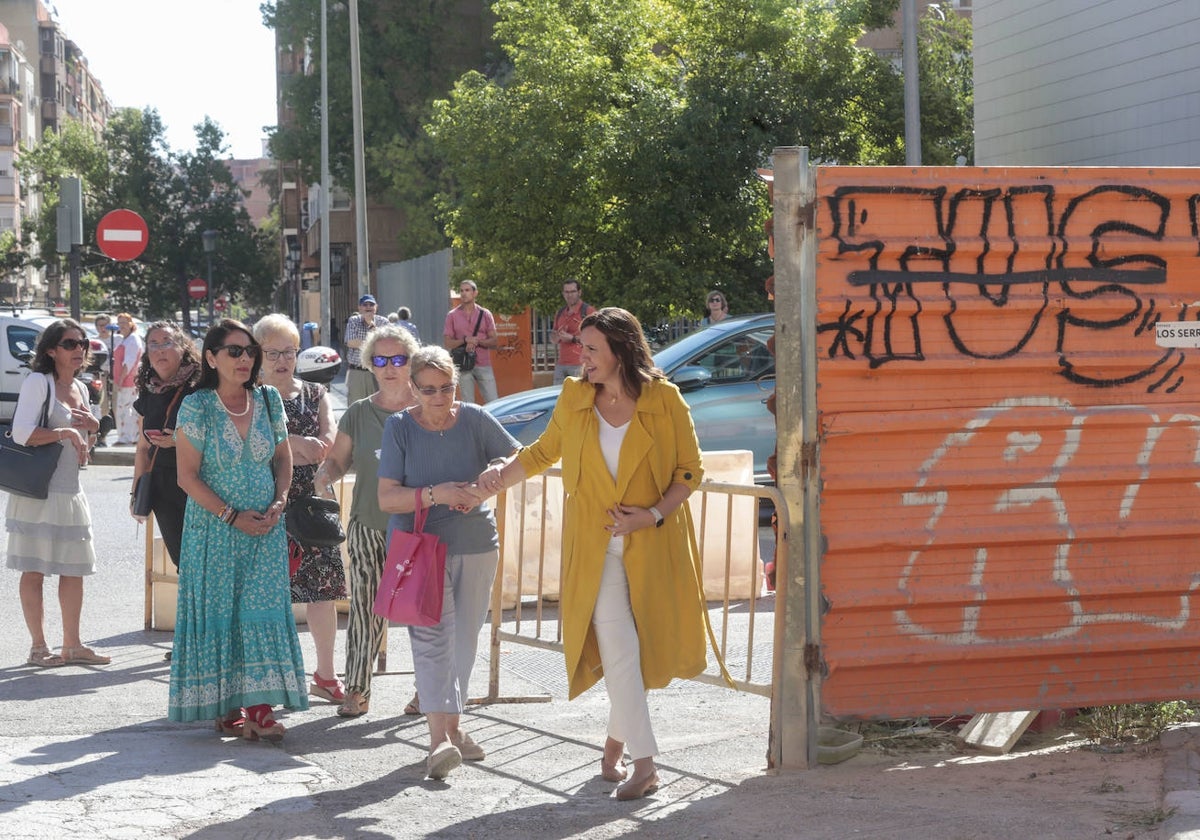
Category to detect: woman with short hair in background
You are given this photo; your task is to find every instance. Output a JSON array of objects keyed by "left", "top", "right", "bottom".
[
  {"left": 254, "top": 313, "right": 345, "bottom": 705},
  {"left": 7, "top": 319, "right": 107, "bottom": 667},
  {"left": 701, "top": 291, "right": 729, "bottom": 325}
]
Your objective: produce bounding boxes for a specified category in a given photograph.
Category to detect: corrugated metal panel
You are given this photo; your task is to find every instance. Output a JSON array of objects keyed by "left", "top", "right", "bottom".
[
  {"left": 974, "top": 0, "right": 1200, "bottom": 165},
  {"left": 814, "top": 166, "right": 1200, "bottom": 718}
]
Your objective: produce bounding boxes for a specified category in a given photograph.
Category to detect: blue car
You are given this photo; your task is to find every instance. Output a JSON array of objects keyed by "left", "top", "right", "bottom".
[{"left": 484, "top": 313, "right": 776, "bottom": 482}]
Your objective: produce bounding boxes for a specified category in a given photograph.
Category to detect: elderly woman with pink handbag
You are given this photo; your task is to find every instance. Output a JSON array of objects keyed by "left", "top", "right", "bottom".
[{"left": 377, "top": 345, "right": 518, "bottom": 781}]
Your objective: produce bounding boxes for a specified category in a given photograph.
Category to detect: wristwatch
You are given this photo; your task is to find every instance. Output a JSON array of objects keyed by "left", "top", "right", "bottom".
[{"left": 648, "top": 505, "right": 664, "bottom": 527}]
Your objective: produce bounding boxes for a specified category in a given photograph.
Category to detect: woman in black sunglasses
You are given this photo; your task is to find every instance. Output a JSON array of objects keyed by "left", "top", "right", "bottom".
[
  {"left": 169, "top": 319, "right": 308, "bottom": 742},
  {"left": 7, "top": 319, "right": 107, "bottom": 668}
]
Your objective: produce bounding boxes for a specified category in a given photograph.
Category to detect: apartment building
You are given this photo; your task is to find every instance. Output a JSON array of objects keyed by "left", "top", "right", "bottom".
[{"left": 0, "top": 0, "right": 110, "bottom": 304}]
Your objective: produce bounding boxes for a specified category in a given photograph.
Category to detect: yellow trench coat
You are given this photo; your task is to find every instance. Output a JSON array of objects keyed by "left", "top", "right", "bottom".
[{"left": 517, "top": 377, "right": 731, "bottom": 699}]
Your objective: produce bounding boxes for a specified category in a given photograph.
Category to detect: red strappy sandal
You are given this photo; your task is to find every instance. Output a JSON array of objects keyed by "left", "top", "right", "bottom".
[
  {"left": 243, "top": 704, "right": 286, "bottom": 742},
  {"left": 310, "top": 672, "right": 345, "bottom": 703},
  {"left": 215, "top": 709, "right": 246, "bottom": 737}
]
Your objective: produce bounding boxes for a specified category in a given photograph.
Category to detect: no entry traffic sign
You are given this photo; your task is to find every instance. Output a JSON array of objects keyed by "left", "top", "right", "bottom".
[
  {"left": 96, "top": 209, "right": 149, "bottom": 261},
  {"left": 187, "top": 278, "right": 208, "bottom": 300}
]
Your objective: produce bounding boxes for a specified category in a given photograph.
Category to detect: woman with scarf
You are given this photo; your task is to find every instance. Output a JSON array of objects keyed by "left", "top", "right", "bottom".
[{"left": 131, "top": 321, "right": 201, "bottom": 570}]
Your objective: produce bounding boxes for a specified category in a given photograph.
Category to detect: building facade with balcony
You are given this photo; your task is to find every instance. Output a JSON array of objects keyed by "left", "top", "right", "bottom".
[{"left": 0, "top": 0, "right": 110, "bottom": 306}]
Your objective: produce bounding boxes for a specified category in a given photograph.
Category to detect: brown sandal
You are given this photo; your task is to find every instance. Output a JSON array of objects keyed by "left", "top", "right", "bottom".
[{"left": 404, "top": 693, "right": 421, "bottom": 715}]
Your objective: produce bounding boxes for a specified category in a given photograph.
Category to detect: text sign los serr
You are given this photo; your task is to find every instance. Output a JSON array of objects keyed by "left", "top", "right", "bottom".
[{"left": 1154, "top": 321, "right": 1200, "bottom": 348}]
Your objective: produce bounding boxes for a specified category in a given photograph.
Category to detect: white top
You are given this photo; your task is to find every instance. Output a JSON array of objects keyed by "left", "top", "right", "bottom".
[{"left": 596, "top": 407, "right": 630, "bottom": 552}]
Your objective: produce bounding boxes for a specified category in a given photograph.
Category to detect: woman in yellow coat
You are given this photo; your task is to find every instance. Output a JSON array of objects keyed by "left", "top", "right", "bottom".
[{"left": 476, "top": 307, "right": 728, "bottom": 801}]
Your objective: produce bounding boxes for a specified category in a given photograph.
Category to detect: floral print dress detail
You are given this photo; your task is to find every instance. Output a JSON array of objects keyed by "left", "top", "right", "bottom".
[
  {"left": 167, "top": 386, "right": 309, "bottom": 722},
  {"left": 283, "top": 380, "right": 347, "bottom": 602}
]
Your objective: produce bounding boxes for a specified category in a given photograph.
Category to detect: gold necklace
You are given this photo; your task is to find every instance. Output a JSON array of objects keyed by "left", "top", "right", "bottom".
[{"left": 217, "top": 391, "right": 250, "bottom": 417}]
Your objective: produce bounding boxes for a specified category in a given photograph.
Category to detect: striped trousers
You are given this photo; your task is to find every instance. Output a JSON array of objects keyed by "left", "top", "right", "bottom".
[{"left": 344, "top": 518, "right": 389, "bottom": 699}]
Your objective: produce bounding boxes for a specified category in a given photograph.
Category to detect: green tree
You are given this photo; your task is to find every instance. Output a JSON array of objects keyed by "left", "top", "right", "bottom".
[{"left": 429, "top": 0, "right": 945, "bottom": 319}]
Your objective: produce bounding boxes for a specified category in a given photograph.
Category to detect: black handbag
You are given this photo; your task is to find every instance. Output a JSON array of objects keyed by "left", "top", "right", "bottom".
[
  {"left": 285, "top": 495, "right": 346, "bottom": 547},
  {"left": 450, "top": 346, "right": 476, "bottom": 372},
  {"left": 0, "top": 375, "right": 59, "bottom": 500},
  {"left": 451, "top": 310, "right": 485, "bottom": 372},
  {"left": 131, "top": 471, "right": 153, "bottom": 517}
]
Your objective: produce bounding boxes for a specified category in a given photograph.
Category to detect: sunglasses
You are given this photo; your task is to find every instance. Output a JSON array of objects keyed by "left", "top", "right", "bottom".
[
  {"left": 58, "top": 338, "right": 88, "bottom": 350},
  {"left": 147, "top": 340, "right": 177, "bottom": 352},
  {"left": 264, "top": 349, "right": 298, "bottom": 361},
  {"left": 708, "top": 297, "right": 724, "bottom": 304},
  {"left": 372, "top": 354, "right": 408, "bottom": 368},
  {"left": 414, "top": 384, "right": 456, "bottom": 397},
  {"left": 215, "top": 344, "right": 260, "bottom": 359}
]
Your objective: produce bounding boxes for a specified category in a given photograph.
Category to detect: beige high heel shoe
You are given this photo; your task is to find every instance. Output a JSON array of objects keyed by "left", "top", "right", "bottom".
[{"left": 615, "top": 769, "right": 659, "bottom": 801}]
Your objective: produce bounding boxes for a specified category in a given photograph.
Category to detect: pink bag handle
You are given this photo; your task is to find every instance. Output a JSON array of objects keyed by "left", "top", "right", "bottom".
[{"left": 412, "top": 487, "right": 431, "bottom": 533}]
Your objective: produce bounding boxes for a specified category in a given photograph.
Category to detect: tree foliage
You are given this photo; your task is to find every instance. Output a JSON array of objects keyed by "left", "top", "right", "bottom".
[
  {"left": 429, "top": 0, "right": 974, "bottom": 320},
  {"left": 16, "top": 110, "right": 275, "bottom": 323}
]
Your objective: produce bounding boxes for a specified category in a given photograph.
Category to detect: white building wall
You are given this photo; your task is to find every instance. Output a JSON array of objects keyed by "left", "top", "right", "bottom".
[{"left": 974, "top": 0, "right": 1200, "bottom": 165}]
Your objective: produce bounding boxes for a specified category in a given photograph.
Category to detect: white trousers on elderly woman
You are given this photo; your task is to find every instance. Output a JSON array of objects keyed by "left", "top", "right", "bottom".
[
  {"left": 593, "top": 541, "right": 658, "bottom": 761},
  {"left": 408, "top": 550, "right": 498, "bottom": 714}
]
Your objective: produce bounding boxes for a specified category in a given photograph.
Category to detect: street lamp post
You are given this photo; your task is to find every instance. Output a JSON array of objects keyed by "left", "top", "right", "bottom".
[{"left": 202, "top": 229, "right": 218, "bottom": 327}]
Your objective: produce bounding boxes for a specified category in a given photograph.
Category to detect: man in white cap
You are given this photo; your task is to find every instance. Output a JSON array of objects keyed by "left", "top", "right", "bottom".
[{"left": 344, "top": 294, "right": 390, "bottom": 403}]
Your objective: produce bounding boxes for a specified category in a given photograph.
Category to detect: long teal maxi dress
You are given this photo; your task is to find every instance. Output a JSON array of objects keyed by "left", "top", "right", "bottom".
[{"left": 167, "top": 386, "right": 309, "bottom": 722}]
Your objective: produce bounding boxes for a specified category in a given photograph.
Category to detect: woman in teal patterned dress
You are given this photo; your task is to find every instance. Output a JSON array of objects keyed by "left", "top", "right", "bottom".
[{"left": 169, "top": 319, "right": 308, "bottom": 741}]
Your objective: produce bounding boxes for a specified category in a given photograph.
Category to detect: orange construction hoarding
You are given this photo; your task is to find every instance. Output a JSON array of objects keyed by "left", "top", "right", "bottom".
[{"left": 812, "top": 166, "right": 1200, "bottom": 718}]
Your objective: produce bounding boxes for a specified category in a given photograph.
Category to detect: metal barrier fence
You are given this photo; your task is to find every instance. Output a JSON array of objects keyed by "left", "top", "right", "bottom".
[{"left": 481, "top": 467, "right": 787, "bottom": 704}]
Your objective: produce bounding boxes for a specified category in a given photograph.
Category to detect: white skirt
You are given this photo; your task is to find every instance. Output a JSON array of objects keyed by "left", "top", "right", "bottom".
[{"left": 5, "top": 489, "right": 96, "bottom": 576}]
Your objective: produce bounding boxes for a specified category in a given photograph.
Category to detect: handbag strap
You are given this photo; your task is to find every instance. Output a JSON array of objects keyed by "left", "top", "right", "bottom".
[
  {"left": 37, "top": 373, "right": 52, "bottom": 429},
  {"left": 470, "top": 310, "right": 484, "bottom": 336},
  {"left": 411, "top": 487, "right": 431, "bottom": 533},
  {"left": 146, "top": 387, "right": 186, "bottom": 471}
]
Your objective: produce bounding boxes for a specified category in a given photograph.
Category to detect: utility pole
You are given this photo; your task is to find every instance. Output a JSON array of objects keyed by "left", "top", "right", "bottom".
[
  {"left": 902, "top": 0, "right": 921, "bottom": 165},
  {"left": 320, "top": 0, "right": 331, "bottom": 345}
]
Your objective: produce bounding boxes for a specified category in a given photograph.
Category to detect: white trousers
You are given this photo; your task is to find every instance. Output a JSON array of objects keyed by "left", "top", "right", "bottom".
[
  {"left": 408, "top": 550, "right": 498, "bottom": 714},
  {"left": 115, "top": 386, "right": 139, "bottom": 444},
  {"left": 593, "top": 542, "right": 658, "bottom": 760}
]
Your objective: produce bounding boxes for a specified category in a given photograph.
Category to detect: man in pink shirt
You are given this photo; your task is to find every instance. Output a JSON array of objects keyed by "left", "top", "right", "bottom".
[
  {"left": 443, "top": 280, "right": 498, "bottom": 403},
  {"left": 550, "top": 279, "right": 591, "bottom": 384}
]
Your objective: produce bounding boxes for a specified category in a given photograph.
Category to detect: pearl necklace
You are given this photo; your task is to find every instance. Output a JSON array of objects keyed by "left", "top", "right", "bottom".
[{"left": 217, "top": 391, "right": 251, "bottom": 417}]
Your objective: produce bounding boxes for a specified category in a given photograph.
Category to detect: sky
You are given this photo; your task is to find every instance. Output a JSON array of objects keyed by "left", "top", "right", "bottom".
[{"left": 48, "top": 0, "right": 277, "bottom": 160}]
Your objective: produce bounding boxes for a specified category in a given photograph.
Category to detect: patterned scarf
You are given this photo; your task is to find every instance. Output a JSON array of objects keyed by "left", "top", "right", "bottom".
[{"left": 145, "top": 362, "right": 197, "bottom": 395}]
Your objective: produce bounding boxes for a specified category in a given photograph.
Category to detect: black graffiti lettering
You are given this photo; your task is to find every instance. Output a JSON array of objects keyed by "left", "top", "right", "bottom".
[
  {"left": 818, "top": 183, "right": 1191, "bottom": 389},
  {"left": 815, "top": 299, "right": 865, "bottom": 360}
]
